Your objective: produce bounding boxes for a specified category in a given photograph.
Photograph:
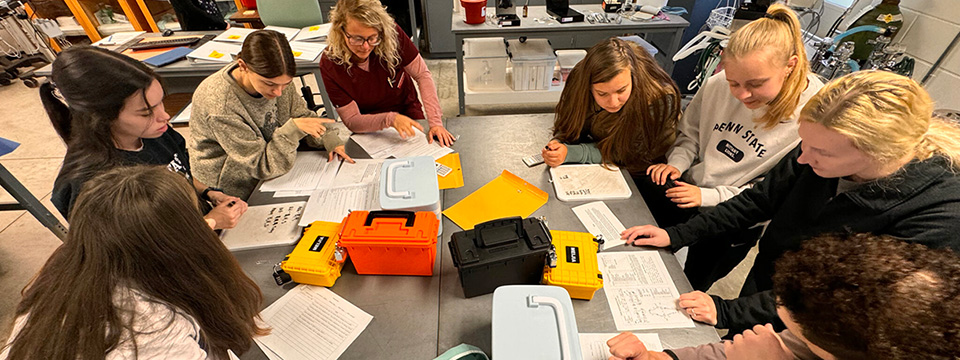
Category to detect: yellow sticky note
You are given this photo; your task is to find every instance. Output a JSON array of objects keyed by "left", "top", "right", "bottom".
[
  {"left": 292, "top": 51, "right": 303, "bottom": 57},
  {"left": 228, "top": 34, "right": 241, "bottom": 40},
  {"left": 436, "top": 153, "right": 463, "bottom": 190},
  {"left": 442, "top": 170, "right": 547, "bottom": 230},
  {"left": 309, "top": 26, "right": 320, "bottom": 31},
  {"left": 209, "top": 50, "right": 224, "bottom": 59}
]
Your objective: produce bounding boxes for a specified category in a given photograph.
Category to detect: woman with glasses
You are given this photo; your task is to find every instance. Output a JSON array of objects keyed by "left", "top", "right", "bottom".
[
  {"left": 320, "top": 0, "right": 455, "bottom": 146},
  {"left": 190, "top": 30, "right": 352, "bottom": 200}
]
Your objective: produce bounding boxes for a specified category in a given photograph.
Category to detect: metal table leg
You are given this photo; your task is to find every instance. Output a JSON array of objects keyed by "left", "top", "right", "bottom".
[
  {"left": 456, "top": 34, "right": 466, "bottom": 115},
  {"left": 0, "top": 163, "right": 67, "bottom": 241}
]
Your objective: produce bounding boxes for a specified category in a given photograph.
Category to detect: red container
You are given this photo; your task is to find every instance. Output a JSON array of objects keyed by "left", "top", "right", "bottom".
[
  {"left": 460, "top": 0, "right": 487, "bottom": 24},
  {"left": 339, "top": 210, "right": 439, "bottom": 276},
  {"left": 240, "top": 0, "right": 257, "bottom": 9}
]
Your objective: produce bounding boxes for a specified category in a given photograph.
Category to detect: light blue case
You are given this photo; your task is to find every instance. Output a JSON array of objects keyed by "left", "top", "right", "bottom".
[
  {"left": 492, "top": 285, "right": 583, "bottom": 360},
  {"left": 379, "top": 156, "right": 440, "bottom": 213}
]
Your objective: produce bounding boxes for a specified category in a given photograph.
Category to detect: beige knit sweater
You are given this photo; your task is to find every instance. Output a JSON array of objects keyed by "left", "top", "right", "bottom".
[{"left": 189, "top": 62, "right": 344, "bottom": 199}]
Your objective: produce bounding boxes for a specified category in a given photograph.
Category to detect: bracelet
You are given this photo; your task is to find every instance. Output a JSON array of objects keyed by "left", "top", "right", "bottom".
[{"left": 201, "top": 187, "right": 223, "bottom": 202}]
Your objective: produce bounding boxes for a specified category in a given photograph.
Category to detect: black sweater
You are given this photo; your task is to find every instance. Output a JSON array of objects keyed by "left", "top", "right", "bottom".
[{"left": 665, "top": 146, "right": 960, "bottom": 330}]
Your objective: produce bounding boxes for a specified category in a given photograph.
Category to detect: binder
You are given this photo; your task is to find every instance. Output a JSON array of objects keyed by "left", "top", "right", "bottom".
[
  {"left": 442, "top": 170, "right": 547, "bottom": 230},
  {"left": 213, "top": 27, "right": 256, "bottom": 43},
  {"left": 142, "top": 46, "right": 192, "bottom": 67}
]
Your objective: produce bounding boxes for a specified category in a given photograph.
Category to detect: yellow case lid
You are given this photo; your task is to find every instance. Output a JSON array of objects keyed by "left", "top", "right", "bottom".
[
  {"left": 281, "top": 221, "right": 343, "bottom": 275},
  {"left": 543, "top": 230, "right": 603, "bottom": 288}
]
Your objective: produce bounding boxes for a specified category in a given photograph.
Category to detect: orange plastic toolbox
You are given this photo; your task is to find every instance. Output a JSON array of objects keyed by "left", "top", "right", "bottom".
[
  {"left": 542, "top": 230, "right": 603, "bottom": 300},
  {"left": 280, "top": 221, "right": 346, "bottom": 287},
  {"left": 339, "top": 210, "right": 439, "bottom": 276}
]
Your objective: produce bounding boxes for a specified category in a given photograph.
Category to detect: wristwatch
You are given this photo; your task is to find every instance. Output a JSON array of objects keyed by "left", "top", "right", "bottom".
[{"left": 201, "top": 187, "right": 223, "bottom": 202}]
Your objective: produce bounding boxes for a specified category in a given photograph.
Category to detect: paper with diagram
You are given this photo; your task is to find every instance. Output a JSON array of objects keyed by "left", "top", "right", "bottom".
[
  {"left": 550, "top": 164, "right": 632, "bottom": 201},
  {"left": 299, "top": 183, "right": 379, "bottom": 226},
  {"left": 579, "top": 332, "right": 663, "bottom": 359},
  {"left": 572, "top": 201, "right": 627, "bottom": 250},
  {"left": 255, "top": 285, "right": 373, "bottom": 360},
  {"left": 350, "top": 128, "right": 453, "bottom": 160},
  {"left": 331, "top": 159, "right": 383, "bottom": 187},
  {"left": 220, "top": 202, "right": 306, "bottom": 251},
  {"left": 598, "top": 251, "right": 695, "bottom": 330}
]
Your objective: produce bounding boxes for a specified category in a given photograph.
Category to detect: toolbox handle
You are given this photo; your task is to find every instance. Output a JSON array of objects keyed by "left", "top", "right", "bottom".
[
  {"left": 385, "top": 160, "right": 414, "bottom": 199},
  {"left": 527, "top": 295, "right": 574, "bottom": 360},
  {"left": 476, "top": 217, "right": 523, "bottom": 247},
  {"left": 363, "top": 210, "right": 417, "bottom": 227}
]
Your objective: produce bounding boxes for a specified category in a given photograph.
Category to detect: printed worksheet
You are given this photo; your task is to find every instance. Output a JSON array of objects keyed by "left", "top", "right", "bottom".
[
  {"left": 255, "top": 285, "right": 373, "bottom": 360},
  {"left": 299, "top": 183, "right": 379, "bottom": 226},
  {"left": 572, "top": 201, "right": 627, "bottom": 250},
  {"left": 260, "top": 153, "right": 340, "bottom": 192},
  {"left": 579, "top": 332, "right": 663, "bottom": 360},
  {"left": 350, "top": 128, "right": 452, "bottom": 160},
  {"left": 332, "top": 159, "right": 384, "bottom": 187},
  {"left": 549, "top": 164, "right": 632, "bottom": 201},
  {"left": 598, "top": 251, "right": 695, "bottom": 330},
  {"left": 219, "top": 202, "right": 305, "bottom": 251}
]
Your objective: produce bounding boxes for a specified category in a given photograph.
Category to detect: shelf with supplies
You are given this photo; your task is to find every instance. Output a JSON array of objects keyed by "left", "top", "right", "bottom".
[
  {"left": 462, "top": 70, "right": 563, "bottom": 106},
  {"left": 62, "top": 0, "right": 144, "bottom": 42},
  {"left": 126, "top": 0, "right": 181, "bottom": 32}
]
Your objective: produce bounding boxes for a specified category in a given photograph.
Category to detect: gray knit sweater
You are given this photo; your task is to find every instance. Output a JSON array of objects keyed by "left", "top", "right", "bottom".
[{"left": 189, "top": 62, "right": 344, "bottom": 199}]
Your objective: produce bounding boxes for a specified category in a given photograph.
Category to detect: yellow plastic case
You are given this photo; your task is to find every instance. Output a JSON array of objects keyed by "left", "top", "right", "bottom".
[
  {"left": 280, "top": 221, "right": 346, "bottom": 287},
  {"left": 542, "top": 230, "right": 603, "bottom": 300}
]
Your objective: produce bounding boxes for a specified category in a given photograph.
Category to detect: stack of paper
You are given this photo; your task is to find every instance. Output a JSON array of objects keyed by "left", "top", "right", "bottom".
[
  {"left": 293, "top": 23, "right": 332, "bottom": 42},
  {"left": 265, "top": 25, "right": 302, "bottom": 41},
  {"left": 255, "top": 285, "right": 373, "bottom": 360},
  {"left": 171, "top": 102, "right": 192, "bottom": 124},
  {"left": 350, "top": 128, "right": 453, "bottom": 160},
  {"left": 92, "top": 31, "right": 145, "bottom": 46},
  {"left": 598, "top": 251, "right": 696, "bottom": 330},
  {"left": 213, "top": 27, "right": 257, "bottom": 43},
  {"left": 289, "top": 41, "right": 326, "bottom": 62},
  {"left": 187, "top": 41, "right": 241, "bottom": 63}
]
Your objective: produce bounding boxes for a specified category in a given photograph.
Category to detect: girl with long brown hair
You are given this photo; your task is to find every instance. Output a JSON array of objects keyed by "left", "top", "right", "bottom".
[
  {"left": 542, "top": 37, "right": 680, "bottom": 178},
  {"left": 42, "top": 45, "right": 246, "bottom": 230},
  {"left": 190, "top": 30, "right": 351, "bottom": 200},
  {"left": 1, "top": 165, "right": 268, "bottom": 359}
]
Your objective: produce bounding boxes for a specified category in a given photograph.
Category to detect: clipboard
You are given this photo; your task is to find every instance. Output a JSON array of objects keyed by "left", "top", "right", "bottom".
[
  {"left": 436, "top": 153, "right": 464, "bottom": 189},
  {"left": 442, "top": 170, "right": 547, "bottom": 230}
]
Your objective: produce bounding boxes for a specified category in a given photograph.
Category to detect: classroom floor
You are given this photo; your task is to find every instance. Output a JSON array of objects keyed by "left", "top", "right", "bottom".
[{"left": 0, "top": 58, "right": 755, "bottom": 341}]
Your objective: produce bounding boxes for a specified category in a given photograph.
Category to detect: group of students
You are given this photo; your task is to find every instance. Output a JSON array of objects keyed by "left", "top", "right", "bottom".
[{"left": 3, "top": 0, "right": 960, "bottom": 358}]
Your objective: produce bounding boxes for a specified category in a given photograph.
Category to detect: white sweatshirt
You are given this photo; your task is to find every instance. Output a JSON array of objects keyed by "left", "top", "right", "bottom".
[{"left": 666, "top": 71, "right": 824, "bottom": 207}]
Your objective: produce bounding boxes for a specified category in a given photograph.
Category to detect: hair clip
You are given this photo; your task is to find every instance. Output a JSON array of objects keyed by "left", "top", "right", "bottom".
[{"left": 49, "top": 82, "right": 69, "bottom": 107}]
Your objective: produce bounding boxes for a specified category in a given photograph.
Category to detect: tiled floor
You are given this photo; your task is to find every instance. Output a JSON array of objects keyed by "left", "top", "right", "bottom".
[{"left": 0, "top": 58, "right": 754, "bottom": 340}]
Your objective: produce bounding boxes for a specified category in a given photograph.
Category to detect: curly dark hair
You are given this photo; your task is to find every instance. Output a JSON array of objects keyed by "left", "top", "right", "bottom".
[{"left": 773, "top": 233, "right": 960, "bottom": 360}]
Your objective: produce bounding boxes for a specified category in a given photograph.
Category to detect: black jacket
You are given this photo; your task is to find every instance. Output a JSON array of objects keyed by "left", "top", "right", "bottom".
[{"left": 665, "top": 146, "right": 960, "bottom": 330}]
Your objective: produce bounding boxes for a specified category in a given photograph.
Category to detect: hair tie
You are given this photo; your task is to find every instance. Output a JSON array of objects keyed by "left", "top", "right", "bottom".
[{"left": 49, "top": 81, "right": 69, "bottom": 107}]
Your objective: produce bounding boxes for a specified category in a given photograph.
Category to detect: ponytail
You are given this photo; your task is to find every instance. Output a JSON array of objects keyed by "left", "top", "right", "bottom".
[
  {"left": 724, "top": 3, "right": 810, "bottom": 128},
  {"left": 39, "top": 81, "right": 72, "bottom": 142},
  {"left": 919, "top": 118, "right": 960, "bottom": 170}
]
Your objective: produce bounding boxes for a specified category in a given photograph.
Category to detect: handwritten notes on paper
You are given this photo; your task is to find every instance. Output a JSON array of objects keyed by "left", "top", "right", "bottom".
[
  {"left": 350, "top": 128, "right": 453, "bottom": 160},
  {"left": 220, "top": 202, "right": 306, "bottom": 251},
  {"left": 572, "top": 201, "right": 627, "bottom": 250},
  {"left": 598, "top": 251, "right": 695, "bottom": 330},
  {"left": 255, "top": 285, "right": 373, "bottom": 360},
  {"left": 549, "top": 164, "right": 632, "bottom": 201}
]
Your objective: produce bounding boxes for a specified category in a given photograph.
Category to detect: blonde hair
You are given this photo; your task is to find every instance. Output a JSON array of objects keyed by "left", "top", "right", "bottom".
[
  {"left": 800, "top": 70, "right": 960, "bottom": 170},
  {"left": 723, "top": 3, "right": 810, "bottom": 128},
  {"left": 325, "top": 0, "right": 401, "bottom": 78}
]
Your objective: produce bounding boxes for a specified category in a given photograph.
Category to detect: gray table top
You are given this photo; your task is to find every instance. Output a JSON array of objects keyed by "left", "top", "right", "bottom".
[
  {"left": 437, "top": 113, "right": 719, "bottom": 353},
  {"left": 451, "top": 5, "right": 689, "bottom": 34},
  {"left": 239, "top": 115, "right": 718, "bottom": 358}
]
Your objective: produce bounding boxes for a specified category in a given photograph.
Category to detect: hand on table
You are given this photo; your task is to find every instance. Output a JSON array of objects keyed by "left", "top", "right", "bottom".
[
  {"left": 647, "top": 163, "right": 680, "bottom": 185},
  {"left": 666, "top": 181, "right": 702, "bottom": 209},
  {"left": 725, "top": 324, "right": 792, "bottom": 360},
  {"left": 542, "top": 140, "right": 568, "bottom": 167},
  {"left": 428, "top": 125, "right": 456, "bottom": 147},
  {"left": 293, "top": 117, "right": 335, "bottom": 138},
  {"left": 620, "top": 225, "right": 670, "bottom": 247},
  {"left": 678, "top": 291, "right": 718, "bottom": 325},
  {"left": 392, "top": 114, "right": 424, "bottom": 139},
  {"left": 329, "top": 145, "right": 355, "bottom": 163},
  {"left": 606, "top": 332, "right": 673, "bottom": 360}
]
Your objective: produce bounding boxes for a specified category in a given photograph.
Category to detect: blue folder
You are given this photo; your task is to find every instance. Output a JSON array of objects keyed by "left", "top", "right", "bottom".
[{"left": 142, "top": 47, "right": 193, "bottom": 67}]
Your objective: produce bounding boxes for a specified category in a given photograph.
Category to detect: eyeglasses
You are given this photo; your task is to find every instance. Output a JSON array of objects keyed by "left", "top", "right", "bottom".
[{"left": 343, "top": 30, "right": 381, "bottom": 46}]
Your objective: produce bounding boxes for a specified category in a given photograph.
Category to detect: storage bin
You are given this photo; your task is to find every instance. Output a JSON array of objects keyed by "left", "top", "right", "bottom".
[
  {"left": 542, "top": 230, "right": 603, "bottom": 300},
  {"left": 339, "top": 210, "right": 439, "bottom": 276},
  {"left": 492, "top": 285, "right": 584, "bottom": 360},
  {"left": 280, "top": 221, "right": 346, "bottom": 287},
  {"left": 463, "top": 37, "right": 509, "bottom": 90},
  {"left": 506, "top": 38, "right": 557, "bottom": 91},
  {"left": 449, "top": 216, "right": 554, "bottom": 298},
  {"left": 555, "top": 49, "right": 587, "bottom": 84},
  {"left": 380, "top": 156, "right": 440, "bottom": 221}
]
